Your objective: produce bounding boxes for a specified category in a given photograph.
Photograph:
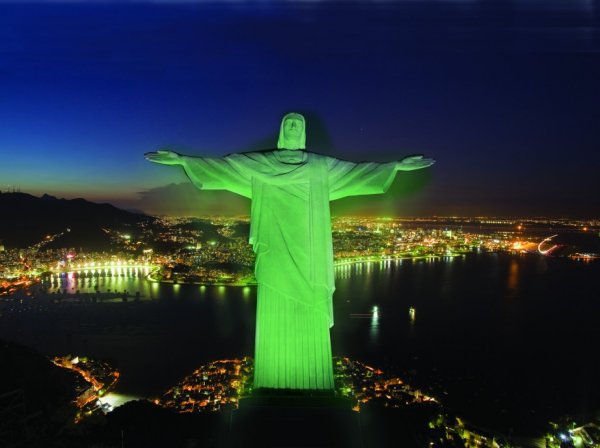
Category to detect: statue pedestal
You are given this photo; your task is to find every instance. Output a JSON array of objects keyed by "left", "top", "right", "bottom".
[{"left": 223, "top": 393, "right": 362, "bottom": 448}]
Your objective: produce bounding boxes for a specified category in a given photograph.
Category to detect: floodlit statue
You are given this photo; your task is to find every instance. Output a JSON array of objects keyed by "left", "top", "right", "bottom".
[{"left": 145, "top": 113, "right": 434, "bottom": 391}]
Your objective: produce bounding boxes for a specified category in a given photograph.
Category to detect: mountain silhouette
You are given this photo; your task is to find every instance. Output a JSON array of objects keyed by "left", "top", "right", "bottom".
[{"left": 0, "top": 192, "right": 152, "bottom": 249}]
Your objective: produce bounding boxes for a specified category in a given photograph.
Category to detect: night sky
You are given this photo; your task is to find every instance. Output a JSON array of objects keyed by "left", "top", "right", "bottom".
[{"left": 1, "top": 1, "right": 599, "bottom": 217}]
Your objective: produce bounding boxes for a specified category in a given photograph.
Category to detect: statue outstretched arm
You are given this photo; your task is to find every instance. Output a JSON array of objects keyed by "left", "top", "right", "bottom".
[
  {"left": 145, "top": 149, "right": 183, "bottom": 166},
  {"left": 396, "top": 155, "right": 436, "bottom": 171},
  {"left": 328, "top": 154, "right": 435, "bottom": 201},
  {"left": 145, "top": 150, "right": 252, "bottom": 198}
]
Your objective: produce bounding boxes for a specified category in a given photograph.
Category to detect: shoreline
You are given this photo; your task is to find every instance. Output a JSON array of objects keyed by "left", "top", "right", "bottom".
[{"left": 144, "top": 253, "right": 469, "bottom": 287}]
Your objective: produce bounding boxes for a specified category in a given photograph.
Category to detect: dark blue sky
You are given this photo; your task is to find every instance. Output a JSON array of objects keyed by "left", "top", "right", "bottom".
[{"left": 1, "top": 1, "right": 599, "bottom": 217}]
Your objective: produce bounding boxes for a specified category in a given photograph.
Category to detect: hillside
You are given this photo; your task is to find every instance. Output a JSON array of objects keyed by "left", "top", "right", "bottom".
[{"left": 0, "top": 192, "right": 152, "bottom": 249}]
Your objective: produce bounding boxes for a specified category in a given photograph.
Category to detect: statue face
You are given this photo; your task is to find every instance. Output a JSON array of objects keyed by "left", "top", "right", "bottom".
[
  {"left": 282, "top": 115, "right": 304, "bottom": 150},
  {"left": 277, "top": 112, "right": 306, "bottom": 150}
]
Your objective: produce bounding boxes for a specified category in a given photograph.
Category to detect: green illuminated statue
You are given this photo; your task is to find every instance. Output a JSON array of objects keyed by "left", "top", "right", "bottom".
[{"left": 145, "top": 113, "right": 434, "bottom": 391}]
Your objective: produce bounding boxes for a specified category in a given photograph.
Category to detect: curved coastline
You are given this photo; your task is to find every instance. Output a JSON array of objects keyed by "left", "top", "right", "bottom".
[{"left": 143, "top": 254, "right": 467, "bottom": 287}]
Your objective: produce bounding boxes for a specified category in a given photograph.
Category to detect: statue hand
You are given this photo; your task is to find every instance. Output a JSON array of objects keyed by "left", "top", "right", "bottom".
[
  {"left": 144, "top": 150, "right": 183, "bottom": 166},
  {"left": 397, "top": 155, "right": 435, "bottom": 171}
]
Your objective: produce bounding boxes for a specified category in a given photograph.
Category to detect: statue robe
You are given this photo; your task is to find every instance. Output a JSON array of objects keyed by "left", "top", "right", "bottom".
[{"left": 181, "top": 150, "right": 398, "bottom": 390}]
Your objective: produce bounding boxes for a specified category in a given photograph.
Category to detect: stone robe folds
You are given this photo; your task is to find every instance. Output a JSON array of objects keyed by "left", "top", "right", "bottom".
[{"left": 181, "top": 150, "right": 398, "bottom": 390}]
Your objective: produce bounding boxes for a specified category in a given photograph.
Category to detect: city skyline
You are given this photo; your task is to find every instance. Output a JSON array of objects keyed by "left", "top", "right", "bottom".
[
  {"left": 1, "top": 1, "right": 599, "bottom": 218},
  {"left": 2, "top": 211, "right": 599, "bottom": 443}
]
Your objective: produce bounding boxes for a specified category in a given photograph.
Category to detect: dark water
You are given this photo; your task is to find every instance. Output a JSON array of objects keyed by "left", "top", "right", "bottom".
[
  {"left": 1, "top": 253, "right": 599, "bottom": 434},
  {"left": 333, "top": 255, "right": 600, "bottom": 433}
]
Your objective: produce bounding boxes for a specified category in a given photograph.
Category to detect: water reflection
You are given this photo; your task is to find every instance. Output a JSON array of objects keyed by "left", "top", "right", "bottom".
[
  {"left": 5, "top": 252, "right": 598, "bottom": 434},
  {"left": 370, "top": 305, "right": 380, "bottom": 343},
  {"left": 507, "top": 259, "right": 519, "bottom": 298},
  {"left": 43, "top": 269, "right": 153, "bottom": 300}
]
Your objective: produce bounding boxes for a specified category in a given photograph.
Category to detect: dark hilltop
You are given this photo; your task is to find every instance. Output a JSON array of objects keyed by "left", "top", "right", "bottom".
[{"left": 0, "top": 192, "right": 152, "bottom": 250}]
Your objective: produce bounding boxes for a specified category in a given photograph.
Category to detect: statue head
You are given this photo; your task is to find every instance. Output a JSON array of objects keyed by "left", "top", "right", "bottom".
[{"left": 277, "top": 112, "right": 306, "bottom": 150}]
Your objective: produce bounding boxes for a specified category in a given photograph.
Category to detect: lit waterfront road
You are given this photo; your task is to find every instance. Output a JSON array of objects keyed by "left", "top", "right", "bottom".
[
  {"left": 50, "top": 263, "right": 156, "bottom": 274},
  {"left": 537, "top": 235, "right": 559, "bottom": 255}
]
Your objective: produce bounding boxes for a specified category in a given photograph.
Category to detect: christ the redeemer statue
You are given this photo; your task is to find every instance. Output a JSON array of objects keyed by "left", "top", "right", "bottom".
[{"left": 145, "top": 113, "right": 434, "bottom": 392}]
